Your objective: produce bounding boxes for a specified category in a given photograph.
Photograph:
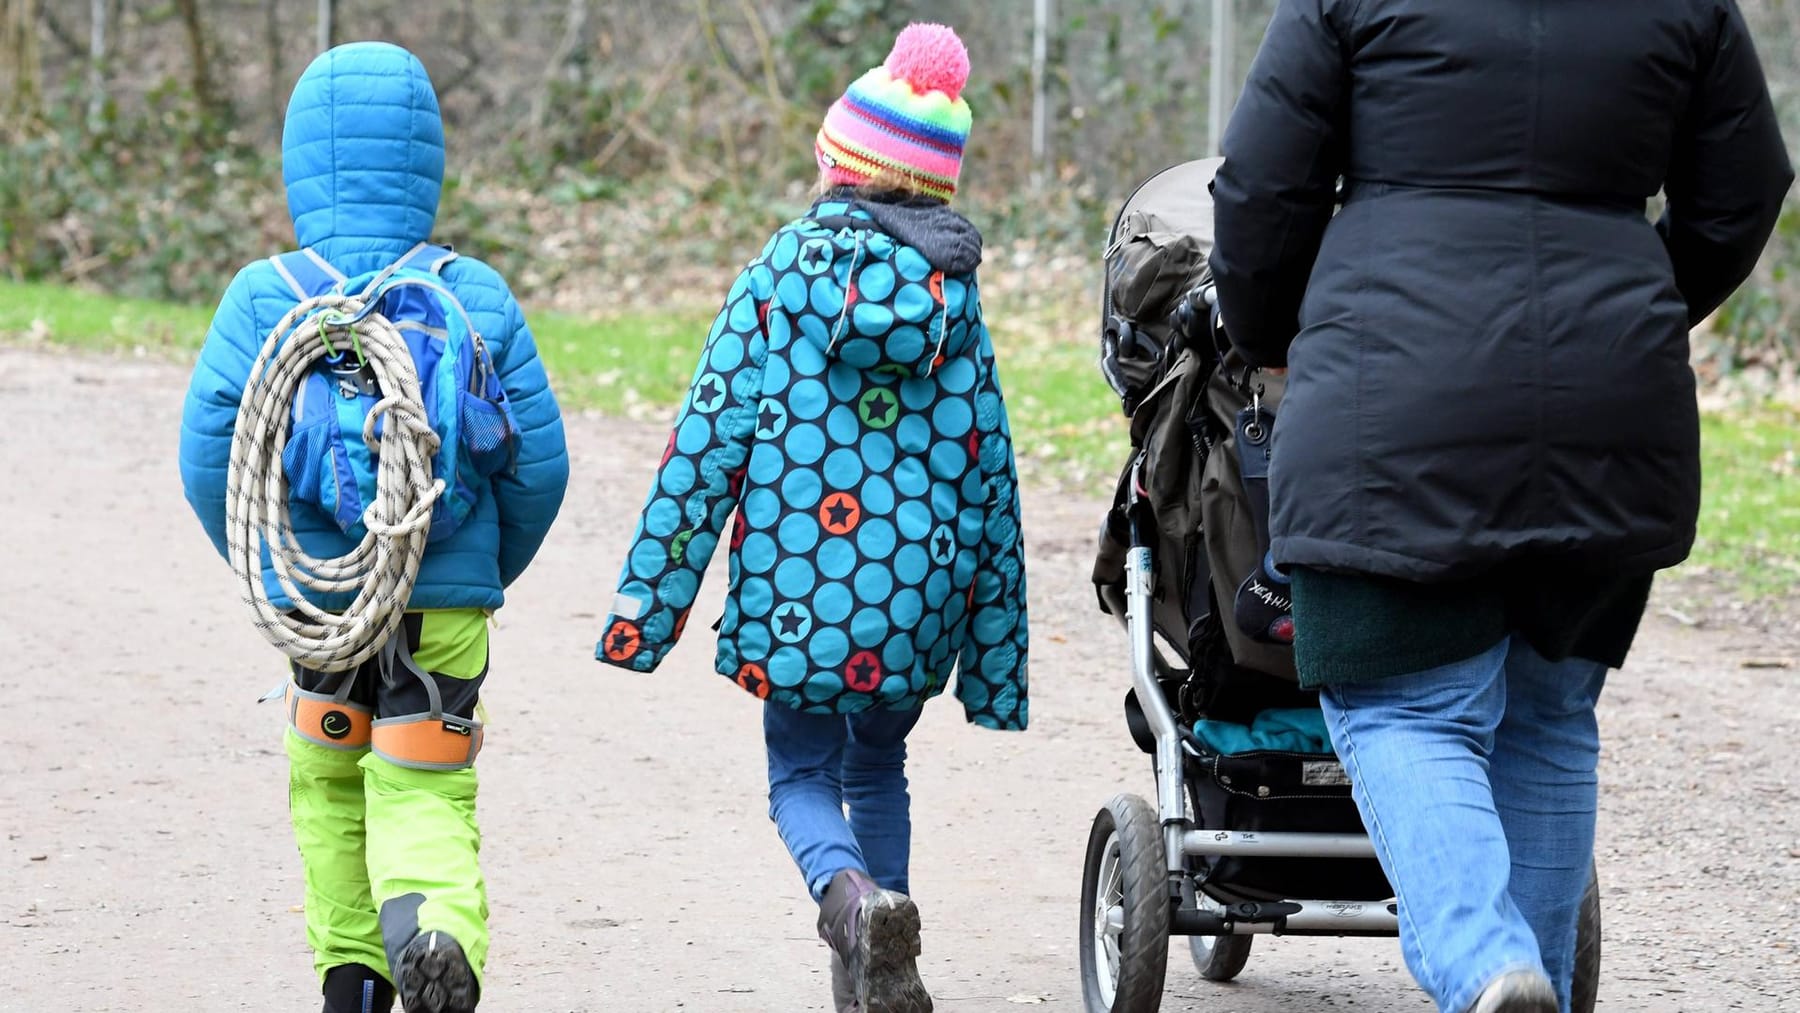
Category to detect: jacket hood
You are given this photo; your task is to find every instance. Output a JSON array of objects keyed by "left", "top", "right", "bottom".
[
  {"left": 282, "top": 42, "right": 444, "bottom": 251},
  {"left": 785, "top": 195, "right": 985, "bottom": 378}
]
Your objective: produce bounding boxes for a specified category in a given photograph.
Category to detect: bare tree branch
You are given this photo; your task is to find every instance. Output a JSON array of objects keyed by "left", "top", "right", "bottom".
[
  {"left": 590, "top": 22, "right": 702, "bottom": 176},
  {"left": 35, "top": 0, "right": 81, "bottom": 58},
  {"left": 523, "top": 0, "right": 588, "bottom": 142},
  {"left": 433, "top": 0, "right": 495, "bottom": 107},
  {"left": 171, "top": 0, "right": 229, "bottom": 125}
]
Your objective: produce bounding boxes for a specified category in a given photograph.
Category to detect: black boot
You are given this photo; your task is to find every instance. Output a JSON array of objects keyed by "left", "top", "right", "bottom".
[
  {"left": 321, "top": 963, "right": 395, "bottom": 1013},
  {"left": 393, "top": 931, "right": 480, "bottom": 1013},
  {"left": 817, "top": 870, "right": 932, "bottom": 1013}
]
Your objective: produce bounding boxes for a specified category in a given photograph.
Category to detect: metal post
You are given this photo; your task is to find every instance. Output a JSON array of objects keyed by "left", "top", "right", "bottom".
[
  {"left": 1031, "top": 0, "right": 1051, "bottom": 188},
  {"left": 1207, "top": 0, "right": 1235, "bottom": 156},
  {"left": 87, "top": 0, "right": 104, "bottom": 124},
  {"left": 316, "top": 0, "right": 332, "bottom": 54}
]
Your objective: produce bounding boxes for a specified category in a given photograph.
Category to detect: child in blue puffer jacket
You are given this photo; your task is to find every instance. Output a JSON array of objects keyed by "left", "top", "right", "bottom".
[
  {"left": 178, "top": 43, "right": 567, "bottom": 1013},
  {"left": 596, "top": 24, "right": 1027, "bottom": 1013}
]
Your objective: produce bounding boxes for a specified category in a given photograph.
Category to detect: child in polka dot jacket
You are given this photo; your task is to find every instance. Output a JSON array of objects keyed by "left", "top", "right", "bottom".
[{"left": 597, "top": 23, "right": 1025, "bottom": 1013}]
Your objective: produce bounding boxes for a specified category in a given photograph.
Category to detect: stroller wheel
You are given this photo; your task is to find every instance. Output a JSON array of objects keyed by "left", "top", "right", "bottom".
[
  {"left": 1079, "top": 794, "right": 1171, "bottom": 1013},
  {"left": 1571, "top": 860, "right": 1602, "bottom": 1013},
  {"left": 1188, "top": 931, "right": 1253, "bottom": 982}
]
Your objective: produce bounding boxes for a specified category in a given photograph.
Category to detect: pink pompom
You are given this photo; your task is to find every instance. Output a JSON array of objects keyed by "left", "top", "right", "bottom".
[{"left": 883, "top": 23, "right": 970, "bottom": 101}]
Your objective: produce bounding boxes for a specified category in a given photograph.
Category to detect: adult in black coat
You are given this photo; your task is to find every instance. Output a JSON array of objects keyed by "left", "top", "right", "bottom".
[{"left": 1209, "top": 2, "right": 1791, "bottom": 1011}]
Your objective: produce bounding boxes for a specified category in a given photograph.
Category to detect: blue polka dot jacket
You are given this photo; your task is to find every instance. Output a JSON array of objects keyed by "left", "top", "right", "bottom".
[{"left": 598, "top": 194, "right": 1029, "bottom": 730}]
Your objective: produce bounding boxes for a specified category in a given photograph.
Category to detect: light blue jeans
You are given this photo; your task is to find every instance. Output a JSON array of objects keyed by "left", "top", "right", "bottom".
[
  {"left": 1319, "top": 635, "right": 1607, "bottom": 1013},
  {"left": 765, "top": 703, "right": 925, "bottom": 901}
]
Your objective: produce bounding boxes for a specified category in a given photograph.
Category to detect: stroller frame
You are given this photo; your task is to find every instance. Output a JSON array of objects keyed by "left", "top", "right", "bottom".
[
  {"left": 1081, "top": 155, "right": 1599, "bottom": 1013},
  {"left": 1079, "top": 455, "right": 1601, "bottom": 1013},
  {"left": 1117, "top": 455, "right": 1397, "bottom": 931},
  {"left": 1077, "top": 458, "right": 1400, "bottom": 1013}
]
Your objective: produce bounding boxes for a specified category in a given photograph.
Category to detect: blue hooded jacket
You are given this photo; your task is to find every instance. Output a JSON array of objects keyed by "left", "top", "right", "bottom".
[
  {"left": 178, "top": 43, "right": 569, "bottom": 611},
  {"left": 597, "top": 194, "right": 1029, "bottom": 730}
]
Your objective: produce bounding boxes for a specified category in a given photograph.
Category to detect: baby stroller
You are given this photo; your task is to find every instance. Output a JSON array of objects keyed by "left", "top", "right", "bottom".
[{"left": 1078, "top": 159, "right": 1601, "bottom": 1012}]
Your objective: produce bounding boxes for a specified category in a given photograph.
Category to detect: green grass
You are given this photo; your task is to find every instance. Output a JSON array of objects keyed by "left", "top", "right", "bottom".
[
  {"left": 0, "top": 279, "right": 216, "bottom": 353},
  {"left": 3, "top": 277, "right": 1792, "bottom": 595},
  {"left": 1694, "top": 406, "right": 1800, "bottom": 597},
  {"left": 530, "top": 308, "right": 715, "bottom": 422}
]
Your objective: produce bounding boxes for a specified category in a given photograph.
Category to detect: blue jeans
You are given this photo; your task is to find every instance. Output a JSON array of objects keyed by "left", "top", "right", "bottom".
[
  {"left": 1320, "top": 635, "right": 1606, "bottom": 1013},
  {"left": 764, "top": 703, "right": 925, "bottom": 901}
]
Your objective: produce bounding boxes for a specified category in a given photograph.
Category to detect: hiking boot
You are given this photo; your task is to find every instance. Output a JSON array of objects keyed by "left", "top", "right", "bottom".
[
  {"left": 829, "top": 950, "right": 858, "bottom": 1012},
  {"left": 818, "top": 870, "right": 932, "bottom": 1013},
  {"left": 1468, "top": 969, "right": 1557, "bottom": 1013},
  {"left": 393, "top": 931, "right": 480, "bottom": 1013},
  {"left": 321, "top": 963, "right": 395, "bottom": 1013}
]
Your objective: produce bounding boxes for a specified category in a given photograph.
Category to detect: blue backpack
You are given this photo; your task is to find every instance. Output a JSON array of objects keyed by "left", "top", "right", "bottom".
[{"left": 269, "top": 242, "right": 520, "bottom": 544}]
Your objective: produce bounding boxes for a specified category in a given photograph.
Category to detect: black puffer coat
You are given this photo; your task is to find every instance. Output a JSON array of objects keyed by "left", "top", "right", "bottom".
[{"left": 1210, "top": 0, "right": 1793, "bottom": 583}]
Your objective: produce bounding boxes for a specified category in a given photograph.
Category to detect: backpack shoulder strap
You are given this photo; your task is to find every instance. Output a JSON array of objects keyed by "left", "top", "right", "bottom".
[
  {"left": 357, "top": 241, "right": 461, "bottom": 299},
  {"left": 388, "top": 241, "right": 459, "bottom": 276},
  {"left": 268, "top": 248, "right": 347, "bottom": 300}
]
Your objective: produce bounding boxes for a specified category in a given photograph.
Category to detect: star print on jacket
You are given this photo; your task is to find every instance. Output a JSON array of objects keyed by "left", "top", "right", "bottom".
[{"left": 597, "top": 196, "right": 1029, "bottom": 730}]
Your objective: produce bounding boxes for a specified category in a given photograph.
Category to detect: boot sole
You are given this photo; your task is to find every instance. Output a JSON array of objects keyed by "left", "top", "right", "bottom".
[
  {"left": 857, "top": 893, "right": 932, "bottom": 1013},
  {"left": 395, "top": 931, "right": 479, "bottom": 1013}
]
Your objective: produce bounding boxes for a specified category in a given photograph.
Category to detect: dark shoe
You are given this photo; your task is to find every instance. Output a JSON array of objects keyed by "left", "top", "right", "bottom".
[
  {"left": 393, "top": 931, "right": 480, "bottom": 1013},
  {"left": 830, "top": 951, "right": 858, "bottom": 1012},
  {"left": 818, "top": 870, "right": 932, "bottom": 1013},
  {"left": 1468, "top": 969, "right": 1557, "bottom": 1013},
  {"left": 322, "top": 963, "right": 395, "bottom": 1013}
]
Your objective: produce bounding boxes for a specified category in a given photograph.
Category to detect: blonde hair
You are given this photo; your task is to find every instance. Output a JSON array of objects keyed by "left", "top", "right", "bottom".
[{"left": 813, "top": 166, "right": 933, "bottom": 202}]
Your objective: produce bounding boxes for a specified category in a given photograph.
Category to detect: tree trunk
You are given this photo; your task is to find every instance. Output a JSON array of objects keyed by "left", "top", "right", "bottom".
[
  {"left": 171, "top": 0, "right": 226, "bottom": 127},
  {"left": 526, "top": 0, "right": 589, "bottom": 138},
  {"left": 268, "top": 0, "right": 285, "bottom": 143},
  {"left": 3, "top": 0, "right": 42, "bottom": 125}
]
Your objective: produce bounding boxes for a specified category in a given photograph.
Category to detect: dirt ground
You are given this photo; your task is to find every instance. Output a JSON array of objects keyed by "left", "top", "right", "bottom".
[{"left": 3, "top": 346, "right": 1796, "bottom": 1012}]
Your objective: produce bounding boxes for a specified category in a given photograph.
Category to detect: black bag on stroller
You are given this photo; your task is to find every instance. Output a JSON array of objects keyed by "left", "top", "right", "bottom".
[{"left": 1090, "top": 158, "right": 1389, "bottom": 904}]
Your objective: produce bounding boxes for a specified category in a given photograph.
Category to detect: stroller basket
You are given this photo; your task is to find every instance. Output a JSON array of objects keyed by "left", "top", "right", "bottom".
[{"left": 1186, "top": 746, "right": 1393, "bottom": 903}]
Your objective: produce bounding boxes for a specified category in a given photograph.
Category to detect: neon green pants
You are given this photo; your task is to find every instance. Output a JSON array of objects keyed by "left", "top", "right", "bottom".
[{"left": 285, "top": 609, "right": 490, "bottom": 986}]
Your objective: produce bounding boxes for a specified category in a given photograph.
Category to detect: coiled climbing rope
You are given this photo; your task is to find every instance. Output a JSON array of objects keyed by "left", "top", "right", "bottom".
[{"left": 225, "top": 293, "right": 444, "bottom": 673}]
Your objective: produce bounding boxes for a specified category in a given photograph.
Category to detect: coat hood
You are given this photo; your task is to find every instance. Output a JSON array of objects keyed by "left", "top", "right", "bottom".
[
  {"left": 282, "top": 42, "right": 444, "bottom": 251},
  {"left": 781, "top": 194, "right": 985, "bottom": 379}
]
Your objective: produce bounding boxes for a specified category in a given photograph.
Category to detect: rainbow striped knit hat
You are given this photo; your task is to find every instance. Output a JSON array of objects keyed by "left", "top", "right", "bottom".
[{"left": 815, "top": 23, "right": 973, "bottom": 202}]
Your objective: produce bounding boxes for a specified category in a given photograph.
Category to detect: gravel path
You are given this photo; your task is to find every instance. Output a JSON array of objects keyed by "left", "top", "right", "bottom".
[{"left": 3, "top": 347, "right": 1794, "bottom": 1011}]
